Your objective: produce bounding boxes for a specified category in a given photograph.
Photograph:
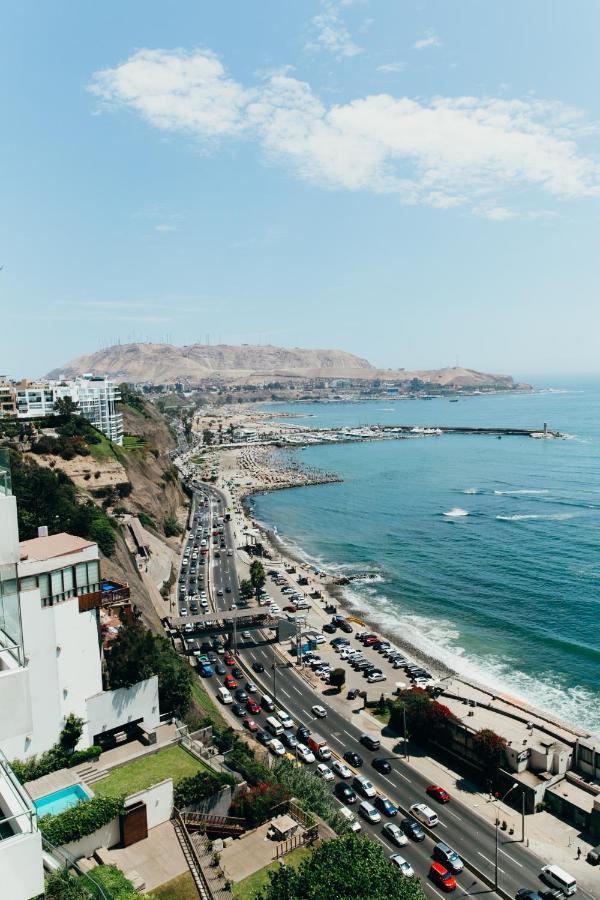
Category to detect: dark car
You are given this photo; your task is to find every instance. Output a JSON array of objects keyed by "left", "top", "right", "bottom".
[
  {"left": 231, "top": 703, "right": 246, "bottom": 717},
  {"left": 372, "top": 757, "right": 392, "bottom": 774},
  {"left": 232, "top": 667, "right": 244, "bottom": 679},
  {"left": 235, "top": 689, "right": 248, "bottom": 703},
  {"left": 360, "top": 733, "right": 381, "bottom": 751},
  {"left": 323, "top": 623, "right": 337, "bottom": 634},
  {"left": 331, "top": 636, "right": 349, "bottom": 647},
  {"left": 252, "top": 661, "right": 265, "bottom": 673},
  {"left": 375, "top": 796, "right": 398, "bottom": 817},
  {"left": 339, "top": 621, "right": 353, "bottom": 634},
  {"left": 401, "top": 818, "right": 425, "bottom": 841},
  {"left": 586, "top": 845, "right": 600, "bottom": 865},
  {"left": 515, "top": 891, "right": 544, "bottom": 900},
  {"left": 282, "top": 730, "right": 299, "bottom": 749},
  {"left": 347, "top": 688, "right": 360, "bottom": 700},
  {"left": 215, "top": 662, "right": 226, "bottom": 675},
  {"left": 335, "top": 782, "right": 357, "bottom": 805},
  {"left": 343, "top": 751, "right": 363, "bottom": 768},
  {"left": 297, "top": 725, "right": 311, "bottom": 742},
  {"left": 255, "top": 731, "right": 271, "bottom": 746}
]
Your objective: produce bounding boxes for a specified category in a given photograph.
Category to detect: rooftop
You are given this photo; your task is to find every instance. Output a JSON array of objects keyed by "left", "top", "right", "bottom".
[{"left": 19, "top": 532, "right": 95, "bottom": 563}]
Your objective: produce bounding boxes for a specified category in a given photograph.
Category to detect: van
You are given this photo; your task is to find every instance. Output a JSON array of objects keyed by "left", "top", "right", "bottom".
[
  {"left": 540, "top": 865, "right": 577, "bottom": 896},
  {"left": 433, "top": 841, "right": 463, "bottom": 873},
  {"left": 217, "top": 687, "right": 233, "bottom": 704},
  {"left": 261, "top": 694, "right": 275, "bottom": 712},
  {"left": 360, "top": 733, "right": 381, "bottom": 752},
  {"left": 265, "top": 716, "right": 284, "bottom": 737},
  {"left": 410, "top": 803, "right": 439, "bottom": 827}
]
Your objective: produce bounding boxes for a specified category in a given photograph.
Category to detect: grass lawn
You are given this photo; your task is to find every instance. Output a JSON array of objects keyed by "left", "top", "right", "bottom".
[
  {"left": 372, "top": 708, "right": 391, "bottom": 725},
  {"left": 190, "top": 678, "right": 229, "bottom": 731},
  {"left": 232, "top": 846, "right": 312, "bottom": 899},
  {"left": 92, "top": 746, "right": 206, "bottom": 799},
  {"left": 154, "top": 872, "right": 198, "bottom": 900},
  {"left": 88, "top": 430, "right": 117, "bottom": 460},
  {"left": 122, "top": 434, "right": 148, "bottom": 451}
]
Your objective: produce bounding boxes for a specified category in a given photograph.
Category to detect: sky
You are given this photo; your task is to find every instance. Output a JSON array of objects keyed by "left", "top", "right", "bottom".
[{"left": 1, "top": 0, "right": 600, "bottom": 379}]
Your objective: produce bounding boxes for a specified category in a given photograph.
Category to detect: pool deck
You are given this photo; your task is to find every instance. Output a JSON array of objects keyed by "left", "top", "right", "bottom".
[{"left": 26, "top": 768, "right": 84, "bottom": 802}]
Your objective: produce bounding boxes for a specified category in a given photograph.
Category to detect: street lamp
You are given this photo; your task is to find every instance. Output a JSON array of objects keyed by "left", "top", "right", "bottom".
[{"left": 495, "top": 782, "right": 518, "bottom": 891}]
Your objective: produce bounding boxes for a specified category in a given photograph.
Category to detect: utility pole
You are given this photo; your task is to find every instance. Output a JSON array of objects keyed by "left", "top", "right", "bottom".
[
  {"left": 521, "top": 790, "right": 525, "bottom": 842},
  {"left": 403, "top": 707, "right": 409, "bottom": 760}
]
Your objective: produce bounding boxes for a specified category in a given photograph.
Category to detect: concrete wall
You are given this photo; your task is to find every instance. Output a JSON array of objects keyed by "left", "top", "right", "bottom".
[
  {"left": 0, "top": 494, "right": 19, "bottom": 567},
  {"left": 0, "top": 666, "right": 32, "bottom": 759},
  {"left": 125, "top": 778, "right": 173, "bottom": 830},
  {"left": 62, "top": 816, "right": 121, "bottom": 860},
  {"left": 86, "top": 675, "right": 160, "bottom": 742},
  {"left": 0, "top": 830, "right": 44, "bottom": 900}
]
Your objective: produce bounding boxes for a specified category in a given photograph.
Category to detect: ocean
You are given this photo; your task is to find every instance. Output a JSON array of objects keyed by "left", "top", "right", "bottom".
[{"left": 250, "top": 379, "right": 600, "bottom": 734}]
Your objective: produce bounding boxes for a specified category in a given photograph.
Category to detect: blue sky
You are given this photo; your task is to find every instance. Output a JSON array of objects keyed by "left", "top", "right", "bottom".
[{"left": 2, "top": 1, "right": 600, "bottom": 379}]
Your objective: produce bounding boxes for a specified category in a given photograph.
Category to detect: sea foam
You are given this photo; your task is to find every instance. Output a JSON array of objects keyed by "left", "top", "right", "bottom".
[{"left": 443, "top": 507, "right": 469, "bottom": 518}]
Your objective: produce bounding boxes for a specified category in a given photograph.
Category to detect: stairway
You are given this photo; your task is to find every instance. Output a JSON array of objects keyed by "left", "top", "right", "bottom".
[{"left": 73, "top": 763, "right": 110, "bottom": 785}]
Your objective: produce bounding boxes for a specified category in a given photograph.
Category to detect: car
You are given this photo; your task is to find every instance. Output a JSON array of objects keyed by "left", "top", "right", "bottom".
[
  {"left": 275, "top": 709, "right": 295, "bottom": 730},
  {"left": 433, "top": 842, "right": 464, "bottom": 874},
  {"left": 390, "top": 855, "right": 415, "bottom": 878},
  {"left": 255, "top": 730, "right": 271, "bottom": 746},
  {"left": 367, "top": 672, "right": 387, "bottom": 683},
  {"left": 252, "top": 661, "right": 265, "bottom": 673},
  {"left": 514, "top": 891, "right": 544, "bottom": 900},
  {"left": 225, "top": 586, "right": 232, "bottom": 593},
  {"left": 231, "top": 703, "right": 246, "bottom": 717},
  {"left": 224, "top": 653, "right": 235, "bottom": 666},
  {"left": 372, "top": 757, "right": 392, "bottom": 774},
  {"left": 314, "top": 634, "right": 325, "bottom": 645},
  {"left": 323, "top": 623, "right": 337, "bottom": 634},
  {"left": 297, "top": 725, "right": 311, "bottom": 742},
  {"left": 269, "top": 739, "right": 285, "bottom": 756},
  {"left": 410, "top": 803, "right": 439, "bottom": 827},
  {"left": 232, "top": 666, "right": 244, "bottom": 679},
  {"left": 360, "top": 733, "right": 381, "bottom": 752},
  {"left": 296, "top": 743, "right": 316, "bottom": 763},
  {"left": 215, "top": 662, "right": 226, "bottom": 675},
  {"left": 427, "top": 784, "right": 451, "bottom": 804},
  {"left": 382, "top": 822, "right": 408, "bottom": 847},
  {"left": 401, "top": 818, "right": 425, "bottom": 841},
  {"left": 344, "top": 751, "right": 363, "bottom": 768},
  {"left": 586, "top": 845, "right": 600, "bottom": 865},
  {"left": 339, "top": 621, "right": 353, "bottom": 633},
  {"left": 245, "top": 681, "right": 258, "bottom": 693},
  {"left": 246, "top": 698, "right": 261, "bottom": 715},
  {"left": 331, "top": 760, "right": 352, "bottom": 779},
  {"left": 224, "top": 675, "right": 238, "bottom": 689},
  {"left": 282, "top": 730, "right": 299, "bottom": 749},
  {"left": 216, "top": 589, "right": 223, "bottom": 597},
  {"left": 243, "top": 716, "right": 259, "bottom": 732},
  {"left": 315, "top": 764, "right": 334, "bottom": 782},
  {"left": 311, "top": 704, "right": 327, "bottom": 718},
  {"left": 352, "top": 776, "right": 376, "bottom": 798},
  {"left": 363, "top": 635, "right": 378, "bottom": 646},
  {"left": 375, "top": 796, "right": 398, "bottom": 817},
  {"left": 338, "top": 806, "right": 361, "bottom": 833},
  {"left": 334, "top": 782, "right": 357, "bottom": 805},
  {"left": 429, "top": 863, "right": 457, "bottom": 892},
  {"left": 347, "top": 688, "right": 360, "bottom": 700},
  {"left": 359, "top": 801, "right": 381, "bottom": 824}
]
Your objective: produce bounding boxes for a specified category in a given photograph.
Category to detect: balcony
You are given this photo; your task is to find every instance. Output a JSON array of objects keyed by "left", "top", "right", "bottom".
[
  {"left": 0, "top": 751, "right": 44, "bottom": 899},
  {"left": 78, "top": 579, "right": 130, "bottom": 613}
]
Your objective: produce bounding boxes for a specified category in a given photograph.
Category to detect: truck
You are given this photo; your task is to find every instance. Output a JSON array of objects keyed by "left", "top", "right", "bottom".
[{"left": 307, "top": 733, "right": 332, "bottom": 761}]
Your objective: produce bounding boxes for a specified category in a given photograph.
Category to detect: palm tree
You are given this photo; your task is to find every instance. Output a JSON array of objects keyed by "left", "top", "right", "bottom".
[{"left": 249, "top": 560, "right": 266, "bottom": 601}]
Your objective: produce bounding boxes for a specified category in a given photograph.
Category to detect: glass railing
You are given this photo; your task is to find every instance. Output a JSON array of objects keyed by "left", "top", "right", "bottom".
[
  {"left": 0, "top": 751, "right": 36, "bottom": 839},
  {"left": 0, "top": 448, "right": 11, "bottom": 497}
]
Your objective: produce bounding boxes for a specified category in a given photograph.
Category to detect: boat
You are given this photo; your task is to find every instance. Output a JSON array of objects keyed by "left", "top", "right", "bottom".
[{"left": 449, "top": 398, "right": 458, "bottom": 403}]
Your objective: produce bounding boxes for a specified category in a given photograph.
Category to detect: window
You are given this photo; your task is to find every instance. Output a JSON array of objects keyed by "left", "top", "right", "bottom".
[
  {"left": 75, "top": 562, "right": 88, "bottom": 592},
  {"left": 62, "top": 567, "right": 74, "bottom": 595},
  {"left": 87, "top": 560, "right": 99, "bottom": 588},
  {"left": 51, "top": 570, "right": 63, "bottom": 598},
  {"left": 578, "top": 745, "right": 593, "bottom": 766}
]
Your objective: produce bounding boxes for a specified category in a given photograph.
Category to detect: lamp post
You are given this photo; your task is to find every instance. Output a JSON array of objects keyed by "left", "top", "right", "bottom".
[{"left": 495, "top": 783, "right": 518, "bottom": 891}]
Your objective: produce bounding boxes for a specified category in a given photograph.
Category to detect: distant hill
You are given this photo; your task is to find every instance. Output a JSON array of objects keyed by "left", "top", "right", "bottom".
[{"left": 47, "top": 342, "right": 521, "bottom": 389}]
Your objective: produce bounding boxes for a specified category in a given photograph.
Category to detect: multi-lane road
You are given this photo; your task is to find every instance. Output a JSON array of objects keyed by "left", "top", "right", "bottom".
[{"left": 173, "top": 481, "right": 591, "bottom": 900}]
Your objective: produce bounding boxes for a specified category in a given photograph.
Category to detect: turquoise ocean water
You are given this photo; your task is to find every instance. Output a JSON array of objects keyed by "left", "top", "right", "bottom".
[{"left": 251, "top": 379, "right": 600, "bottom": 733}]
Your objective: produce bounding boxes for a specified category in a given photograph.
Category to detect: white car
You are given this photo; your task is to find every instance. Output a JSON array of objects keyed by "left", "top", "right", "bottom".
[
  {"left": 331, "top": 760, "right": 352, "bottom": 779},
  {"left": 296, "top": 743, "right": 316, "bottom": 764},
  {"left": 311, "top": 705, "right": 327, "bottom": 718},
  {"left": 245, "top": 681, "right": 258, "bottom": 693},
  {"left": 269, "top": 605, "right": 281, "bottom": 615},
  {"left": 382, "top": 822, "right": 408, "bottom": 847},
  {"left": 359, "top": 801, "right": 381, "bottom": 824},
  {"left": 275, "top": 708, "right": 294, "bottom": 730},
  {"left": 269, "top": 739, "right": 285, "bottom": 756},
  {"left": 390, "top": 855, "right": 414, "bottom": 878},
  {"left": 242, "top": 631, "right": 252, "bottom": 640},
  {"left": 315, "top": 764, "right": 334, "bottom": 782},
  {"left": 338, "top": 806, "right": 361, "bottom": 833},
  {"left": 410, "top": 803, "right": 439, "bottom": 827},
  {"left": 367, "top": 672, "right": 387, "bottom": 683},
  {"left": 314, "top": 634, "right": 325, "bottom": 645}
]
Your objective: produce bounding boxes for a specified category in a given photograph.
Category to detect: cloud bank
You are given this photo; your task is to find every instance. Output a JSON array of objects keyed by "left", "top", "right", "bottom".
[{"left": 90, "top": 48, "right": 600, "bottom": 216}]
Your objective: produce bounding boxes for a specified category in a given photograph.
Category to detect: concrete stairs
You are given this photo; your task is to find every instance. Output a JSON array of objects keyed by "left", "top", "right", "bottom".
[{"left": 73, "top": 763, "right": 110, "bottom": 785}]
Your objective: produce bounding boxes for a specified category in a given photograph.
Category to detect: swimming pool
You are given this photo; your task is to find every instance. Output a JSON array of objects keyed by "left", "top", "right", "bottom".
[{"left": 34, "top": 784, "right": 89, "bottom": 818}]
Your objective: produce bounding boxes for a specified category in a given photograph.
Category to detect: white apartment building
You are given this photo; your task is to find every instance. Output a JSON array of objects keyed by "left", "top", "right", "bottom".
[
  {"left": 0, "top": 450, "right": 159, "bottom": 898},
  {"left": 11, "top": 374, "right": 123, "bottom": 445}
]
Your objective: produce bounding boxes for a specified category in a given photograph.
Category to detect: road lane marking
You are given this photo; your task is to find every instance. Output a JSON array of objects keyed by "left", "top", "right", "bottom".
[
  {"left": 382, "top": 776, "right": 395, "bottom": 787},
  {"left": 342, "top": 730, "right": 354, "bottom": 739},
  {"left": 444, "top": 809, "right": 461, "bottom": 821},
  {"left": 292, "top": 686, "right": 303, "bottom": 696},
  {"left": 438, "top": 820, "right": 447, "bottom": 828},
  {"left": 280, "top": 689, "right": 291, "bottom": 698},
  {"left": 427, "top": 886, "right": 445, "bottom": 900},
  {"left": 477, "top": 852, "right": 504, "bottom": 874},
  {"left": 499, "top": 848, "right": 522, "bottom": 867},
  {"left": 395, "top": 771, "right": 411, "bottom": 783},
  {"left": 330, "top": 735, "right": 343, "bottom": 746}
]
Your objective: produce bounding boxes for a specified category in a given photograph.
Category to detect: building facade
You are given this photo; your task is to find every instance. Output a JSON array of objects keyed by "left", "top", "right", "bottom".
[{"left": 1, "top": 375, "right": 123, "bottom": 445}]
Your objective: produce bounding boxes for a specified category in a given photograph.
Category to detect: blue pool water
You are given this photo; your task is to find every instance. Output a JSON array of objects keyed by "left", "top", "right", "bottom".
[{"left": 34, "top": 784, "right": 89, "bottom": 818}]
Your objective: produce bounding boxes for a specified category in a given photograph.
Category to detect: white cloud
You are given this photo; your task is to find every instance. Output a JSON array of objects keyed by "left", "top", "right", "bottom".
[
  {"left": 414, "top": 31, "right": 442, "bottom": 51},
  {"left": 89, "top": 48, "right": 600, "bottom": 216},
  {"left": 377, "top": 61, "right": 406, "bottom": 74},
  {"left": 480, "top": 206, "right": 516, "bottom": 221},
  {"left": 306, "top": 1, "right": 363, "bottom": 59}
]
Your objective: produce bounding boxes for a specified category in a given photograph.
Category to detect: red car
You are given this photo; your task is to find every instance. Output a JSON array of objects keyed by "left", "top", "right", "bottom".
[
  {"left": 427, "top": 784, "right": 451, "bottom": 804},
  {"left": 224, "top": 675, "right": 238, "bottom": 689},
  {"left": 246, "top": 698, "right": 261, "bottom": 714},
  {"left": 243, "top": 717, "right": 259, "bottom": 732},
  {"left": 283, "top": 605, "right": 297, "bottom": 613},
  {"left": 429, "top": 863, "right": 456, "bottom": 892},
  {"left": 363, "top": 635, "right": 378, "bottom": 646},
  {"left": 224, "top": 654, "right": 235, "bottom": 666}
]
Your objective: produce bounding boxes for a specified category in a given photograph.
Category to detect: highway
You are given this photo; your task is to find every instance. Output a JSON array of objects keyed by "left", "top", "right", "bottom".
[{"left": 173, "top": 480, "right": 593, "bottom": 900}]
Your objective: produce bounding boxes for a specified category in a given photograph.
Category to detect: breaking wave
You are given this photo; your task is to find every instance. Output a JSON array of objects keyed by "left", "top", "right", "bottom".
[{"left": 443, "top": 507, "right": 469, "bottom": 518}]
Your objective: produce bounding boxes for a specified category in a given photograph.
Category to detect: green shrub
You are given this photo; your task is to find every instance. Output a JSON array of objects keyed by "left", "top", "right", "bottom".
[
  {"left": 163, "top": 515, "right": 182, "bottom": 537},
  {"left": 138, "top": 512, "right": 156, "bottom": 529},
  {"left": 67, "top": 746, "right": 102, "bottom": 768},
  {"left": 39, "top": 795, "right": 125, "bottom": 846},
  {"left": 173, "top": 770, "right": 234, "bottom": 808},
  {"left": 11, "top": 746, "right": 67, "bottom": 783}
]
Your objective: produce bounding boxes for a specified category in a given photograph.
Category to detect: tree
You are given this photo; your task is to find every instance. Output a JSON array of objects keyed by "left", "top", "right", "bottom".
[
  {"left": 106, "top": 622, "right": 193, "bottom": 717},
  {"left": 259, "top": 833, "right": 426, "bottom": 900},
  {"left": 230, "top": 781, "right": 290, "bottom": 828},
  {"left": 250, "top": 560, "right": 266, "bottom": 601},
  {"left": 239, "top": 579, "right": 254, "bottom": 601},
  {"left": 59, "top": 714, "right": 84, "bottom": 754},
  {"left": 473, "top": 729, "right": 508, "bottom": 781},
  {"left": 54, "top": 395, "right": 79, "bottom": 418},
  {"left": 389, "top": 688, "right": 455, "bottom": 744},
  {"left": 328, "top": 668, "right": 346, "bottom": 693},
  {"left": 202, "top": 428, "right": 214, "bottom": 446}
]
